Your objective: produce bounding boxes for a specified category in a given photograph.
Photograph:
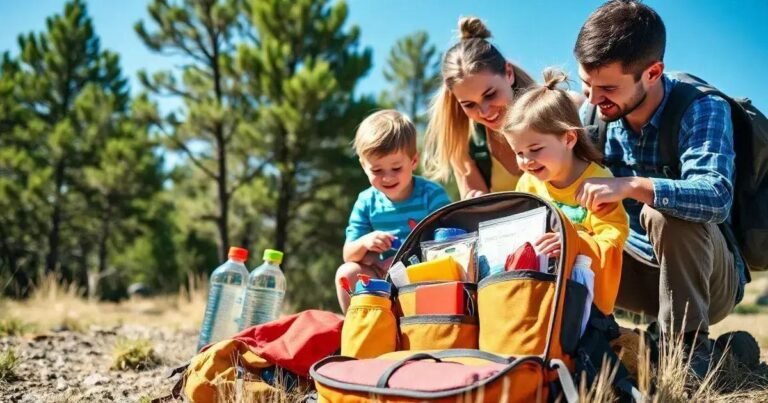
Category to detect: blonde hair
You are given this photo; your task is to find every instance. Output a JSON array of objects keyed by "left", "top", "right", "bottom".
[
  {"left": 423, "top": 17, "right": 536, "bottom": 182},
  {"left": 503, "top": 68, "right": 603, "bottom": 164},
  {"left": 354, "top": 110, "right": 418, "bottom": 159}
]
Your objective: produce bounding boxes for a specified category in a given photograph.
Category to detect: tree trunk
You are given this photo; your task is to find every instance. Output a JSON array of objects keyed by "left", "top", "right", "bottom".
[
  {"left": 274, "top": 172, "right": 292, "bottom": 268},
  {"left": 45, "top": 160, "right": 65, "bottom": 273}
]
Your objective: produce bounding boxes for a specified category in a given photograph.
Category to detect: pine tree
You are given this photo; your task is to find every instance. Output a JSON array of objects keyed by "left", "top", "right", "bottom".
[
  {"left": 380, "top": 31, "right": 441, "bottom": 129},
  {"left": 135, "top": 0, "right": 258, "bottom": 261},
  {"left": 236, "top": 0, "right": 375, "bottom": 308},
  {"left": 12, "top": 0, "right": 130, "bottom": 281}
]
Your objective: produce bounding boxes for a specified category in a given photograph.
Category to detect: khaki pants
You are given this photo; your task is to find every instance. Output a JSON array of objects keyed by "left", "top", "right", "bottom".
[{"left": 616, "top": 205, "right": 738, "bottom": 333}]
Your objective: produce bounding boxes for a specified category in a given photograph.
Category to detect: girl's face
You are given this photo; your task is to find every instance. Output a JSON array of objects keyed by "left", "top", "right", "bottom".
[
  {"left": 504, "top": 129, "right": 577, "bottom": 187},
  {"left": 451, "top": 64, "right": 515, "bottom": 132}
]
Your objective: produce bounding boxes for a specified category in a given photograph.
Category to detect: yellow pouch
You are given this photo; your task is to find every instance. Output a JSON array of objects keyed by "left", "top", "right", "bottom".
[
  {"left": 341, "top": 294, "right": 397, "bottom": 358},
  {"left": 399, "top": 315, "right": 478, "bottom": 350},
  {"left": 478, "top": 271, "right": 556, "bottom": 356},
  {"left": 405, "top": 256, "right": 463, "bottom": 283}
]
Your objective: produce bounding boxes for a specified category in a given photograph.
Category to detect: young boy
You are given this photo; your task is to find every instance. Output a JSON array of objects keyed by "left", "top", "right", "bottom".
[{"left": 335, "top": 110, "right": 451, "bottom": 312}]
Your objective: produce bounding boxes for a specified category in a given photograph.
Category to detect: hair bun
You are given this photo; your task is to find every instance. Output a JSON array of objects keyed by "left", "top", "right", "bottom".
[
  {"left": 458, "top": 17, "right": 492, "bottom": 40},
  {"left": 542, "top": 68, "right": 569, "bottom": 90}
]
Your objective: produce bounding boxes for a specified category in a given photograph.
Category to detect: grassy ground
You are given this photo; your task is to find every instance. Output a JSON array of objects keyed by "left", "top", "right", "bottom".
[{"left": 1, "top": 273, "right": 767, "bottom": 401}]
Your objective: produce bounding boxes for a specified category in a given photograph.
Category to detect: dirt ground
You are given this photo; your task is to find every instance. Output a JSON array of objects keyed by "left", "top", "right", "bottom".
[{"left": 1, "top": 274, "right": 767, "bottom": 402}]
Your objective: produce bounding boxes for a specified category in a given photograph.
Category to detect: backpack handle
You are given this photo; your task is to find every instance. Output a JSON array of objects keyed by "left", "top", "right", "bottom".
[{"left": 376, "top": 353, "right": 444, "bottom": 388}]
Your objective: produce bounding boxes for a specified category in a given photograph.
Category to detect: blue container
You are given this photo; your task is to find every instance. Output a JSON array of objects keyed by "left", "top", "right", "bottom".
[
  {"left": 353, "top": 278, "right": 391, "bottom": 296},
  {"left": 433, "top": 227, "right": 467, "bottom": 242}
]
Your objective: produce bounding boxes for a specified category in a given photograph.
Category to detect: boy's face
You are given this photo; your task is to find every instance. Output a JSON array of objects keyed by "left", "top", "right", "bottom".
[{"left": 360, "top": 150, "right": 418, "bottom": 202}]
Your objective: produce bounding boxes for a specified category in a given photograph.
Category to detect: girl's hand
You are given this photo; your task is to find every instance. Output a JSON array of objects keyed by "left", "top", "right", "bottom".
[
  {"left": 534, "top": 232, "right": 561, "bottom": 258},
  {"left": 464, "top": 189, "right": 487, "bottom": 199}
]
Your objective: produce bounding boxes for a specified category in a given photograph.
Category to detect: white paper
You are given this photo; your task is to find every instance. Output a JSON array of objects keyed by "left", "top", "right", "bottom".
[{"left": 478, "top": 206, "right": 548, "bottom": 275}]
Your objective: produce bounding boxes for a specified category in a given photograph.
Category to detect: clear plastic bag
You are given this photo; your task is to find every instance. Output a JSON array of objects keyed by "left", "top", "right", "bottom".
[{"left": 420, "top": 232, "right": 478, "bottom": 282}]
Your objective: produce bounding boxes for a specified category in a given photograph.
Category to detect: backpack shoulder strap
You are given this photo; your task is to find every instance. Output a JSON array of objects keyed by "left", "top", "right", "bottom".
[
  {"left": 469, "top": 122, "right": 492, "bottom": 188},
  {"left": 658, "top": 77, "right": 724, "bottom": 178},
  {"left": 584, "top": 103, "right": 608, "bottom": 153}
]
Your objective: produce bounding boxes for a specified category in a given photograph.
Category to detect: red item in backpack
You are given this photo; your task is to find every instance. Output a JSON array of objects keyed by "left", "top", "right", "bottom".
[
  {"left": 504, "top": 242, "right": 538, "bottom": 272},
  {"left": 225, "top": 309, "right": 343, "bottom": 377}
]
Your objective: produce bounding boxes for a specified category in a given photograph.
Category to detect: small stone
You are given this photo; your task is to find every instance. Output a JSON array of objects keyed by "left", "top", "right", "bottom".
[
  {"left": 82, "top": 373, "right": 110, "bottom": 387},
  {"left": 56, "top": 379, "right": 68, "bottom": 391}
]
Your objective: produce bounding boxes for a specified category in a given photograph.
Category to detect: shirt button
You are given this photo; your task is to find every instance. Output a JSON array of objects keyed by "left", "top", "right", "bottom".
[{"left": 662, "top": 197, "right": 669, "bottom": 205}]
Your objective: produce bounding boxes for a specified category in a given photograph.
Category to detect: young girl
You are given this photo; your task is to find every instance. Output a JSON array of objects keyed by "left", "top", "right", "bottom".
[{"left": 502, "top": 68, "right": 629, "bottom": 315}]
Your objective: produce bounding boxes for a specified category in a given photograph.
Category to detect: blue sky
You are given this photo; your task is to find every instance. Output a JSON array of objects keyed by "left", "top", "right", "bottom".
[{"left": 1, "top": 0, "right": 767, "bottom": 112}]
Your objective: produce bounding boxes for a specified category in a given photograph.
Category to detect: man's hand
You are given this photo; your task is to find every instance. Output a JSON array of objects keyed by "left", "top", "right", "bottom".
[
  {"left": 576, "top": 177, "right": 630, "bottom": 212},
  {"left": 534, "top": 232, "right": 561, "bottom": 258},
  {"left": 361, "top": 231, "right": 395, "bottom": 253},
  {"left": 576, "top": 176, "right": 654, "bottom": 211}
]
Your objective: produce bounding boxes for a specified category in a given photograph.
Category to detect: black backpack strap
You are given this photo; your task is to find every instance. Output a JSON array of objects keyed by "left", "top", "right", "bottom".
[
  {"left": 469, "top": 122, "right": 492, "bottom": 188},
  {"left": 584, "top": 103, "right": 608, "bottom": 153},
  {"left": 658, "top": 81, "right": 719, "bottom": 178},
  {"left": 575, "top": 307, "right": 640, "bottom": 402}
]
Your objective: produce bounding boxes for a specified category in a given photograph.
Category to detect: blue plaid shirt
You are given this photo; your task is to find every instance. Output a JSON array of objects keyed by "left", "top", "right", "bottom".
[{"left": 580, "top": 74, "right": 735, "bottom": 261}]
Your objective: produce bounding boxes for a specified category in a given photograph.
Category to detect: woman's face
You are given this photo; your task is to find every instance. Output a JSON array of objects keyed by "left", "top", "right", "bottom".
[{"left": 451, "top": 65, "right": 515, "bottom": 131}]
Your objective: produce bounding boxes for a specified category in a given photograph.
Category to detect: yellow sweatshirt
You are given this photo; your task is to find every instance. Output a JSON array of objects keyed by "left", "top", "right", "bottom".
[{"left": 515, "top": 162, "right": 629, "bottom": 314}]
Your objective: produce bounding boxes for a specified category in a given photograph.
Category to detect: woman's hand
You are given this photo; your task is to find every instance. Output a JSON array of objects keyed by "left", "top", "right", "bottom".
[{"left": 533, "top": 232, "right": 561, "bottom": 258}]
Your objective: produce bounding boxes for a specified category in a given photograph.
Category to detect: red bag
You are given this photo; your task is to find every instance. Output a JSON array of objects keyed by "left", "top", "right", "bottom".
[{"left": 227, "top": 309, "right": 343, "bottom": 377}]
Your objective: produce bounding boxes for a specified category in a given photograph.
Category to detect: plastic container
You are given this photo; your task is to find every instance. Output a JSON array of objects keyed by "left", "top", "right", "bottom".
[
  {"left": 197, "top": 247, "right": 249, "bottom": 350},
  {"left": 379, "top": 237, "right": 402, "bottom": 260},
  {"left": 571, "top": 254, "right": 595, "bottom": 336},
  {"left": 240, "top": 249, "right": 287, "bottom": 329},
  {"left": 433, "top": 227, "right": 467, "bottom": 242}
]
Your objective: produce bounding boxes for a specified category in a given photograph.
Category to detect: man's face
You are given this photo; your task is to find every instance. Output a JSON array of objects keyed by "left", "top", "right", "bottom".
[{"left": 578, "top": 62, "right": 648, "bottom": 122}]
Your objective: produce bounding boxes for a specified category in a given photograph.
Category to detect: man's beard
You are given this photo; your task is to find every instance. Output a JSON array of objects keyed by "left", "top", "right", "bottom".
[{"left": 599, "top": 85, "right": 647, "bottom": 123}]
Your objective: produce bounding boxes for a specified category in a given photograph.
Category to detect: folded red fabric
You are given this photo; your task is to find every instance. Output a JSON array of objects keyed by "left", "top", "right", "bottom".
[
  {"left": 223, "top": 309, "right": 343, "bottom": 377},
  {"left": 504, "top": 242, "right": 538, "bottom": 271}
]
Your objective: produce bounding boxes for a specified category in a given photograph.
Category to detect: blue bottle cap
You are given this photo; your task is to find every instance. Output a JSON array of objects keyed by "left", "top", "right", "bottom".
[
  {"left": 354, "top": 278, "right": 391, "bottom": 295},
  {"left": 433, "top": 227, "right": 467, "bottom": 242},
  {"left": 391, "top": 237, "right": 402, "bottom": 249}
]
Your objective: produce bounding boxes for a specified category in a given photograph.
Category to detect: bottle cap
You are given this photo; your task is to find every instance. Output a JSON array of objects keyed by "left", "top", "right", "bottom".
[
  {"left": 228, "top": 247, "right": 249, "bottom": 262},
  {"left": 354, "top": 278, "right": 391, "bottom": 296},
  {"left": 391, "top": 237, "right": 402, "bottom": 249},
  {"left": 263, "top": 249, "right": 284, "bottom": 264},
  {"left": 433, "top": 227, "right": 467, "bottom": 242},
  {"left": 574, "top": 254, "right": 592, "bottom": 268}
]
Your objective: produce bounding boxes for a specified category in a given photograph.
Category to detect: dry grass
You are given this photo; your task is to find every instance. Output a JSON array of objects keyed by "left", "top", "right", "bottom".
[
  {"left": 0, "top": 318, "right": 34, "bottom": 337},
  {"left": 112, "top": 337, "right": 161, "bottom": 370},
  {"left": 2, "top": 273, "right": 766, "bottom": 402},
  {"left": 0, "top": 273, "right": 208, "bottom": 332},
  {"left": 0, "top": 347, "right": 20, "bottom": 382}
]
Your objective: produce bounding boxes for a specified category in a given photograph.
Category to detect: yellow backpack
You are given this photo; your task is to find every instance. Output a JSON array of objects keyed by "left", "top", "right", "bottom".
[{"left": 312, "top": 193, "right": 638, "bottom": 402}]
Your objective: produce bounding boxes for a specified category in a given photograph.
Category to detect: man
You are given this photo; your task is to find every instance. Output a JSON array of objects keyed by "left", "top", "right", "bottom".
[{"left": 573, "top": 0, "right": 745, "bottom": 377}]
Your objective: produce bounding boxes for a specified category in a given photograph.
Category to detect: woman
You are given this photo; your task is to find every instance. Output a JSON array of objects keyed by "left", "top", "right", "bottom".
[{"left": 423, "top": 17, "right": 536, "bottom": 198}]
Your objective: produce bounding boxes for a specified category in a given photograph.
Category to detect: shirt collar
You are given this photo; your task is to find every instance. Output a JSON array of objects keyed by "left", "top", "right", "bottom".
[{"left": 646, "top": 74, "right": 674, "bottom": 130}]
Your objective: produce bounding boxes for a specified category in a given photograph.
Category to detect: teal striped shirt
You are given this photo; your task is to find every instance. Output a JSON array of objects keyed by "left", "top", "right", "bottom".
[{"left": 345, "top": 176, "right": 451, "bottom": 242}]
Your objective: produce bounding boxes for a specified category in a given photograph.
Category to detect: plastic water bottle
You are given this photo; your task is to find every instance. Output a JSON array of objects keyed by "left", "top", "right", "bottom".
[
  {"left": 197, "top": 247, "right": 249, "bottom": 351},
  {"left": 240, "top": 249, "right": 286, "bottom": 329}
]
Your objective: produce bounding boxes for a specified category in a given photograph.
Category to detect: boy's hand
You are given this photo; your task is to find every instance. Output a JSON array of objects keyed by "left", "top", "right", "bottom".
[
  {"left": 362, "top": 231, "right": 395, "bottom": 253},
  {"left": 534, "top": 232, "right": 561, "bottom": 258}
]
